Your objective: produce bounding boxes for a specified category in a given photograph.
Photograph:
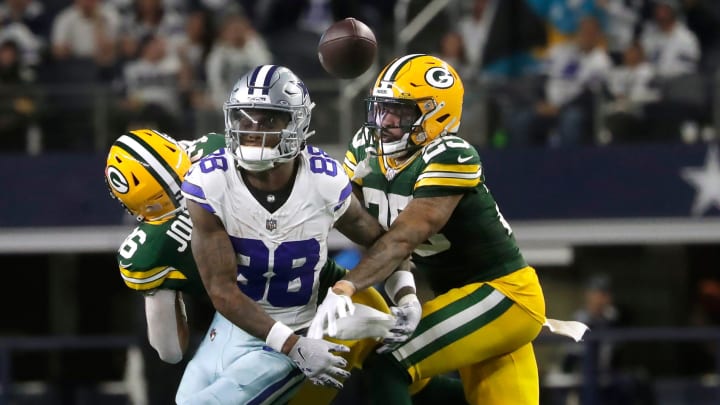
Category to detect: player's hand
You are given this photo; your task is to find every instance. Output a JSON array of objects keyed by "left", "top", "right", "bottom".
[
  {"left": 288, "top": 336, "right": 351, "bottom": 389},
  {"left": 377, "top": 294, "right": 422, "bottom": 354},
  {"left": 307, "top": 288, "right": 355, "bottom": 339}
]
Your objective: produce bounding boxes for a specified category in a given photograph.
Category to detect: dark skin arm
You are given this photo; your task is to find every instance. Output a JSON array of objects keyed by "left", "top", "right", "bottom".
[
  {"left": 334, "top": 193, "right": 386, "bottom": 248},
  {"left": 341, "top": 194, "right": 463, "bottom": 293},
  {"left": 350, "top": 182, "right": 363, "bottom": 202},
  {"left": 187, "top": 200, "right": 299, "bottom": 353}
]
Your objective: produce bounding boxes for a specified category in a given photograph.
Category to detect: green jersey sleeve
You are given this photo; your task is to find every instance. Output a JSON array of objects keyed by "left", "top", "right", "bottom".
[
  {"left": 343, "top": 128, "right": 370, "bottom": 187},
  {"left": 181, "top": 133, "right": 226, "bottom": 162},
  {"left": 116, "top": 211, "right": 205, "bottom": 295},
  {"left": 413, "top": 135, "right": 483, "bottom": 198},
  {"left": 317, "top": 257, "right": 348, "bottom": 303}
]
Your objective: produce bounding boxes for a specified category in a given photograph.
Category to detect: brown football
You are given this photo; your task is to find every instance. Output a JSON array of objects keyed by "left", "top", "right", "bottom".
[{"left": 318, "top": 18, "right": 377, "bottom": 79}]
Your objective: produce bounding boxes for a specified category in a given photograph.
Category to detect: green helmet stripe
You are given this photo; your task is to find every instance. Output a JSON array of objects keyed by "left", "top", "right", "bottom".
[
  {"left": 116, "top": 134, "right": 182, "bottom": 209},
  {"left": 381, "top": 54, "right": 426, "bottom": 82}
]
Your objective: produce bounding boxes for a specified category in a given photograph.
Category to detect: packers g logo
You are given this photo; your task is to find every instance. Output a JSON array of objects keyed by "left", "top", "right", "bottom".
[
  {"left": 106, "top": 166, "right": 129, "bottom": 194},
  {"left": 425, "top": 67, "right": 454, "bottom": 89}
]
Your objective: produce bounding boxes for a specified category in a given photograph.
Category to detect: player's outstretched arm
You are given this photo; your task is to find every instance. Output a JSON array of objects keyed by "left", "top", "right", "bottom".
[
  {"left": 334, "top": 194, "right": 385, "bottom": 248},
  {"left": 186, "top": 200, "right": 351, "bottom": 387},
  {"left": 342, "top": 194, "right": 463, "bottom": 293},
  {"left": 187, "top": 199, "right": 279, "bottom": 340},
  {"left": 310, "top": 194, "right": 461, "bottom": 341}
]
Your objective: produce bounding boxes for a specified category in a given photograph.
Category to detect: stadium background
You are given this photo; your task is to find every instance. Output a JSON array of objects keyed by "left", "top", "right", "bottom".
[{"left": 2, "top": 0, "right": 720, "bottom": 404}]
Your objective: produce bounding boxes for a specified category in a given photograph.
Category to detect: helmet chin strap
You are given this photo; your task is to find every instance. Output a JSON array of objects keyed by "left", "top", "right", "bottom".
[{"left": 146, "top": 206, "right": 184, "bottom": 222}]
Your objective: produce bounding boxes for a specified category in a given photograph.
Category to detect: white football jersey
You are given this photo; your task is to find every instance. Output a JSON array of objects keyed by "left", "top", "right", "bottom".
[{"left": 182, "top": 146, "right": 352, "bottom": 330}]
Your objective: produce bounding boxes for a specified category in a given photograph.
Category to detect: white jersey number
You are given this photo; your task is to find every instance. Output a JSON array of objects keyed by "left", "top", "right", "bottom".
[{"left": 362, "top": 188, "right": 412, "bottom": 229}]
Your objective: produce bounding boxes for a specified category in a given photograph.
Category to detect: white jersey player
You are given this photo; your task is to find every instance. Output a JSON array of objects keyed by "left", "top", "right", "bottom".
[
  {"left": 183, "top": 145, "right": 353, "bottom": 330},
  {"left": 177, "top": 65, "right": 417, "bottom": 404}
]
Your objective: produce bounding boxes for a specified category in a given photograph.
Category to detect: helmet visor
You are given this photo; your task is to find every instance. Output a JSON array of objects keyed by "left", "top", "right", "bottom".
[
  {"left": 365, "top": 97, "right": 422, "bottom": 130},
  {"left": 227, "top": 108, "right": 291, "bottom": 137}
]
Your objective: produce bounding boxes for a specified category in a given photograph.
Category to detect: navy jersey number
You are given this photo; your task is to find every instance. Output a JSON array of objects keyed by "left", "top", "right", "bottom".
[{"left": 231, "top": 237, "right": 319, "bottom": 307}]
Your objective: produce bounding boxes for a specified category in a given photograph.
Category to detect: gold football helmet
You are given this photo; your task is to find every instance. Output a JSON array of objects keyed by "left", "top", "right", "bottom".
[
  {"left": 105, "top": 129, "right": 191, "bottom": 222},
  {"left": 364, "top": 54, "right": 464, "bottom": 157}
]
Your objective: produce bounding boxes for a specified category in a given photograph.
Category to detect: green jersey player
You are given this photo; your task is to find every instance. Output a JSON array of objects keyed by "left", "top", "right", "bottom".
[
  {"left": 309, "top": 54, "right": 555, "bottom": 405},
  {"left": 106, "top": 129, "right": 229, "bottom": 363},
  {"left": 344, "top": 129, "right": 528, "bottom": 295}
]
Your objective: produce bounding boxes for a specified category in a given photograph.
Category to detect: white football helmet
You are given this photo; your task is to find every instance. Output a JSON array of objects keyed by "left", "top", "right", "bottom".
[{"left": 224, "top": 65, "right": 315, "bottom": 171}]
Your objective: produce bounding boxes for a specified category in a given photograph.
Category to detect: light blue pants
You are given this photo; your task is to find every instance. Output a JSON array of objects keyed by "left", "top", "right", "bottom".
[{"left": 175, "top": 312, "right": 305, "bottom": 405}]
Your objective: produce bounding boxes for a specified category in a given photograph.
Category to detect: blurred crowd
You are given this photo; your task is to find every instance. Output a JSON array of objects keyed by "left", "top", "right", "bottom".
[
  {"left": 1, "top": 0, "right": 719, "bottom": 152},
  {"left": 438, "top": 0, "right": 720, "bottom": 147},
  {"left": 0, "top": 0, "right": 393, "bottom": 151}
]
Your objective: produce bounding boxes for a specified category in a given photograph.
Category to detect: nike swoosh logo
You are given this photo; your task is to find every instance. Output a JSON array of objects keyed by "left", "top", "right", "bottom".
[
  {"left": 457, "top": 155, "right": 473, "bottom": 163},
  {"left": 297, "top": 347, "right": 306, "bottom": 361},
  {"left": 119, "top": 261, "right": 133, "bottom": 268}
]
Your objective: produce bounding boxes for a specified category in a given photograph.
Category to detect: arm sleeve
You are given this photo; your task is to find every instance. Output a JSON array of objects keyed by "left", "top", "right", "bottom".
[{"left": 145, "top": 289, "right": 185, "bottom": 364}]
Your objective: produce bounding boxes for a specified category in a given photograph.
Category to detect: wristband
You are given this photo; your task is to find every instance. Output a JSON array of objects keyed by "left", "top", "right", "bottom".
[
  {"left": 384, "top": 270, "right": 416, "bottom": 305},
  {"left": 397, "top": 293, "right": 420, "bottom": 307},
  {"left": 333, "top": 279, "right": 356, "bottom": 296},
  {"left": 265, "top": 321, "right": 294, "bottom": 353}
]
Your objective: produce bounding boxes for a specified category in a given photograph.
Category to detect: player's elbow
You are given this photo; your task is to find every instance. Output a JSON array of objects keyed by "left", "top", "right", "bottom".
[
  {"left": 206, "top": 282, "right": 236, "bottom": 315},
  {"left": 152, "top": 341, "right": 184, "bottom": 364}
]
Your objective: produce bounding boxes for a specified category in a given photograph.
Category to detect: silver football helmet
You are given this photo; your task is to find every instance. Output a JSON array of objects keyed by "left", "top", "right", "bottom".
[{"left": 224, "top": 65, "right": 315, "bottom": 171}]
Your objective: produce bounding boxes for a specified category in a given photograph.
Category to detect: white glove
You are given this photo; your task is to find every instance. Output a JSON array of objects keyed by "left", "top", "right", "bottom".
[
  {"left": 331, "top": 304, "right": 396, "bottom": 340},
  {"left": 377, "top": 294, "right": 422, "bottom": 354},
  {"left": 307, "top": 288, "right": 355, "bottom": 339},
  {"left": 288, "top": 336, "right": 351, "bottom": 389}
]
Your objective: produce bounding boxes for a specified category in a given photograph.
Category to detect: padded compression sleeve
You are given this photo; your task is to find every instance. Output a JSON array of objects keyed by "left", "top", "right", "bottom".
[{"left": 145, "top": 289, "right": 185, "bottom": 364}]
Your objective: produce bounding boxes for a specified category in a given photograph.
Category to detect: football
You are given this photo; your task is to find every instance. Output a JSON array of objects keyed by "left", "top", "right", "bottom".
[{"left": 317, "top": 17, "right": 377, "bottom": 79}]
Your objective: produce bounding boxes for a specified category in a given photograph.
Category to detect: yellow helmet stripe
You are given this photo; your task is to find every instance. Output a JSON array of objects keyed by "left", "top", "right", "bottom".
[{"left": 116, "top": 134, "right": 183, "bottom": 208}]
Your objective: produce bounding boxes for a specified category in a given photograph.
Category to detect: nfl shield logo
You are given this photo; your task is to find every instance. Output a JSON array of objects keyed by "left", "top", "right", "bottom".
[{"left": 266, "top": 218, "right": 277, "bottom": 231}]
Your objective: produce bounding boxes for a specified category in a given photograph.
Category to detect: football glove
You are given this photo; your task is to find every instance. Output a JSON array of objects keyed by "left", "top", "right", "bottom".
[
  {"left": 307, "top": 288, "right": 355, "bottom": 339},
  {"left": 288, "top": 336, "right": 351, "bottom": 389},
  {"left": 377, "top": 294, "right": 422, "bottom": 354},
  {"left": 330, "top": 303, "right": 396, "bottom": 340}
]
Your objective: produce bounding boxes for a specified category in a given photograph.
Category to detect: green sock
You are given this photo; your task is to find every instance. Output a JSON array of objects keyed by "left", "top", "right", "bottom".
[
  {"left": 363, "top": 353, "right": 413, "bottom": 405},
  {"left": 412, "top": 374, "right": 467, "bottom": 405}
]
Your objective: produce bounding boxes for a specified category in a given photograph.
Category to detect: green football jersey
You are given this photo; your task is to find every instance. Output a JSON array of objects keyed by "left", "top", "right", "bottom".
[
  {"left": 115, "top": 133, "right": 225, "bottom": 294},
  {"left": 343, "top": 131, "right": 527, "bottom": 295},
  {"left": 115, "top": 132, "right": 346, "bottom": 297}
]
